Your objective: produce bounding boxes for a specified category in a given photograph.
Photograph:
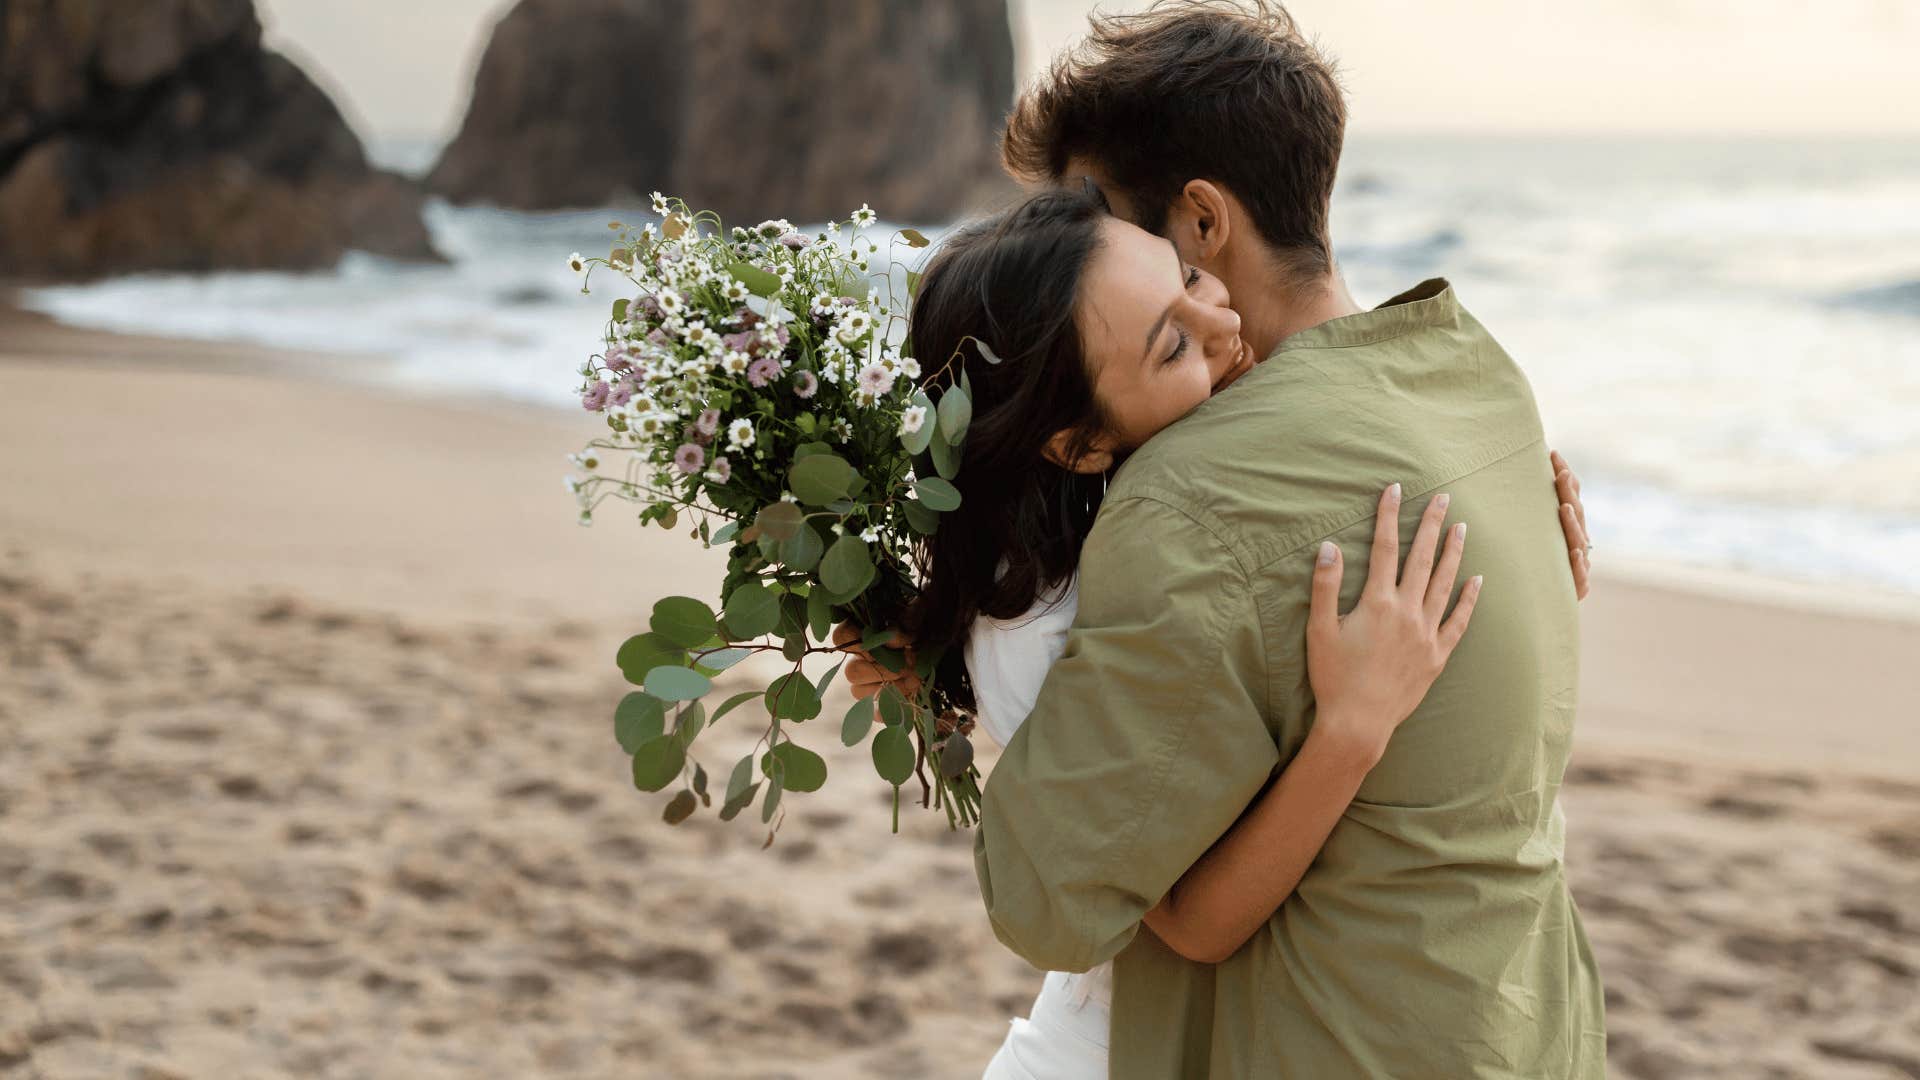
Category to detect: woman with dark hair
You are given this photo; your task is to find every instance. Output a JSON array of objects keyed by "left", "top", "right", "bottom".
[{"left": 845, "top": 188, "right": 1591, "bottom": 1077}]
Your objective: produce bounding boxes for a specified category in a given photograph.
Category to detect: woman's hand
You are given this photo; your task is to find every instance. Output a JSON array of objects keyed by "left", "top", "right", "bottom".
[
  {"left": 1551, "top": 449, "right": 1592, "bottom": 600},
  {"left": 1307, "top": 484, "right": 1480, "bottom": 764},
  {"left": 831, "top": 622, "right": 922, "bottom": 702}
]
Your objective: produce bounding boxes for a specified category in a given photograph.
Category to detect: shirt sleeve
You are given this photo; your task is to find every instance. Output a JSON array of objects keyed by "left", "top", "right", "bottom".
[{"left": 973, "top": 496, "right": 1281, "bottom": 973}]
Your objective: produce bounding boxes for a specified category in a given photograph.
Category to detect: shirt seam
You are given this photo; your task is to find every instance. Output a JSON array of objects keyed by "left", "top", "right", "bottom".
[{"left": 1079, "top": 496, "right": 1259, "bottom": 971}]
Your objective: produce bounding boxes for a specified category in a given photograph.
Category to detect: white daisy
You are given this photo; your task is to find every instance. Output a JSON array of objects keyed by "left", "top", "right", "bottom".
[
  {"left": 722, "top": 350, "right": 751, "bottom": 376},
  {"left": 723, "top": 278, "right": 750, "bottom": 302},
  {"left": 850, "top": 204, "right": 877, "bottom": 228},
  {"left": 899, "top": 357, "right": 922, "bottom": 380},
  {"left": 567, "top": 252, "right": 587, "bottom": 275},
  {"left": 727, "top": 418, "right": 756, "bottom": 450},
  {"left": 859, "top": 527, "right": 880, "bottom": 543},
  {"left": 656, "top": 288, "right": 684, "bottom": 315},
  {"left": 899, "top": 405, "right": 928, "bottom": 436},
  {"left": 650, "top": 191, "right": 670, "bottom": 215}
]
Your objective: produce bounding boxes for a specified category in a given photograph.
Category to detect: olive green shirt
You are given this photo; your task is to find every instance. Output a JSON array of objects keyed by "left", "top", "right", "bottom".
[{"left": 975, "top": 281, "right": 1606, "bottom": 1078}]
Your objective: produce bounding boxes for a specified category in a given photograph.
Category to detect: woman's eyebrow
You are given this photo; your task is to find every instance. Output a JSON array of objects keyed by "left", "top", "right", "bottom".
[{"left": 1141, "top": 240, "right": 1184, "bottom": 359}]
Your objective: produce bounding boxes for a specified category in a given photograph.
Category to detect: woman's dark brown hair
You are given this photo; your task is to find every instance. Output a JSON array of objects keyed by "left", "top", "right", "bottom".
[
  {"left": 1003, "top": 0, "right": 1346, "bottom": 284},
  {"left": 908, "top": 189, "right": 1112, "bottom": 705}
]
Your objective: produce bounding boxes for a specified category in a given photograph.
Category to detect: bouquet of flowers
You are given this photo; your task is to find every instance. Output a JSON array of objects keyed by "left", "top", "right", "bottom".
[{"left": 564, "top": 194, "right": 980, "bottom": 835}]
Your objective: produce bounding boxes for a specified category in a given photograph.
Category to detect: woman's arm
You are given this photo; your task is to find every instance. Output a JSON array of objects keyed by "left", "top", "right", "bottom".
[{"left": 1141, "top": 484, "right": 1481, "bottom": 964}]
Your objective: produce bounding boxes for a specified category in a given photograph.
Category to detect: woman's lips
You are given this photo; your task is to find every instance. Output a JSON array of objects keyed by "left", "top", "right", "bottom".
[{"left": 1212, "top": 339, "right": 1252, "bottom": 393}]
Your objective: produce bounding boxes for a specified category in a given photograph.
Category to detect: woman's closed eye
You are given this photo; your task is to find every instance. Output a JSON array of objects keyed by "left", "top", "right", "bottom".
[
  {"left": 1164, "top": 327, "right": 1191, "bottom": 366},
  {"left": 1185, "top": 266, "right": 1201, "bottom": 289}
]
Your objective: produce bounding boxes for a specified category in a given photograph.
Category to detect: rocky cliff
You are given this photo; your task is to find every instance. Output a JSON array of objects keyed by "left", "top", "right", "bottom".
[
  {"left": 428, "top": 0, "right": 1015, "bottom": 224},
  {"left": 0, "top": 0, "right": 438, "bottom": 280}
]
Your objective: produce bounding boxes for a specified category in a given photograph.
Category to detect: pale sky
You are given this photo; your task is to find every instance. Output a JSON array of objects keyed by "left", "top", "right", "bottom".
[{"left": 257, "top": 0, "right": 1920, "bottom": 142}]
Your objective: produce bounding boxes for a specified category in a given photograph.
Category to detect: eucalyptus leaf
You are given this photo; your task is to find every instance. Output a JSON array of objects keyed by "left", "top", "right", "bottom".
[
  {"left": 693, "top": 646, "right": 752, "bottom": 673},
  {"left": 631, "top": 735, "right": 686, "bottom": 792},
  {"left": 780, "top": 522, "right": 824, "bottom": 573},
  {"left": 719, "top": 780, "right": 760, "bottom": 821},
  {"left": 936, "top": 386, "right": 972, "bottom": 444},
  {"left": 728, "top": 260, "right": 781, "bottom": 297},
  {"left": 762, "top": 742, "right": 827, "bottom": 793},
  {"left": 901, "top": 499, "right": 940, "bottom": 535},
  {"left": 710, "top": 689, "right": 764, "bottom": 727},
  {"left": 676, "top": 700, "right": 706, "bottom": 743},
  {"left": 723, "top": 583, "right": 780, "bottom": 639},
  {"left": 819, "top": 536, "right": 875, "bottom": 598},
  {"left": 872, "top": 725, "right": 915, "bottom": 786},
  {"left": 806, "top": 587, "right": 834, "bottom": 642},
  {"left": 900, "top": 228, "right": 931, "bottom": 249},
  {"left": 939, "top": 733, "right": 975, "bottom": 779},
  {"left": 616, "top": 632, "right": 683, "bottom": 685},
  {"left": 710, "top": 521, "right": 741, "bottom": 546},
  {"left": 789, "top": 454, "right": 855, "bottom": 505},
  {"left": 692, "top": 763, "right": 709, "bottom": 799},
  {"left": 650, "top": 597, "right": 718, "bottom": 648},
  {"left": 612, "top": 298, "right": 630, "bottom": 322},
  {"left": 792, "top": 442, "right": 834, "bottom": 460},
  {"left": 860, "top": 626, "right": 896, "bottom": 650},
  {"left": 841, "top": 697, "right": 876, "bottom": 746},
  {"left": 760, "top": 776, "right": 784, "bottom": 823},
  {"left": 614, "top": 692, "right": 666, "bottom": 753},
  {"left": 929, "top": 431, "right": 960, "bottom": 479},
  {"left": 754, "top": 501, "right": 805, "bottom": 542},
  {"left": 812, "top": 659, "right": 844, "bottom": 702},
  {"left": 662, "top": 789, "right": 698, "bottom": 824},
  {"left": 877, "top": 683, "right": 906, "bottom": 727},
  {"left": 726, "top": 753, "right": 757, "bottom": 803},
  {"left": 644, "top": 665, "right": 712, "bottom": 701},
  {"left": 765, "top": 672, "right": 823, "bottom": 721},
  {"left": 913, "top": 477, "right": 962, "bottom": 512}
]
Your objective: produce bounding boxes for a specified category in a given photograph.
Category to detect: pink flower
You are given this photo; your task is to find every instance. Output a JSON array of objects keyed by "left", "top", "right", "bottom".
[
  {"left": 706, "top": 456, "right": 732, "bottom": 484},
  {"left": 607, "top": 378, "right": 635, "bottom": 407},
  {"left": 646, "top": 328, "right": 672, "bottom": 348},
  {"left": 856, "top": 362, "right": 895, "bottom": 397},
  {"left": 673, "top": 443, "right": 705, "bottom": 475},
  {"left": 694, "top": 409, "right": 721, "bottom": 437},
  {"left": 722, "top": 331, "right": 757, "bottom": 355},
  {"left": 581, "top": 380, "right": 610, "bottom": 411},
  {"left": 747, "top": 355, "right": 784, "bottom": 388},
  {"left": 793, "top": 370, "right": 819, "bottom": 399},
  {"left": 604, "top": 349, "right": 634, "bottom": 374},
  {"left": 779, "top": 232, "right": 810, "bottom": 250}
]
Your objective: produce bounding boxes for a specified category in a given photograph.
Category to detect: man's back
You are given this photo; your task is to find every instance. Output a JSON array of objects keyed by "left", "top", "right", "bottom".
[{"left": 975, "top": 281, "right": 1606, "bottom": 1078}]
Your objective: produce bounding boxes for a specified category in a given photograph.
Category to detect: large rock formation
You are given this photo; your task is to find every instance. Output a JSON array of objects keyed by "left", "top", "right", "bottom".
[
  {"left": 429, "top": 0, "right": 1015, "bottom": 224},
  {"left": 0, "top": 0, "right": 439, "bottom": 280}
]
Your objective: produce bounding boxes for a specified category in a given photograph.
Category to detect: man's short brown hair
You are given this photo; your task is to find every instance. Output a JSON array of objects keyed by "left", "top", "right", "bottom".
[{"left": 1004, "top": 1, "right": 1346, "bottom": 281}]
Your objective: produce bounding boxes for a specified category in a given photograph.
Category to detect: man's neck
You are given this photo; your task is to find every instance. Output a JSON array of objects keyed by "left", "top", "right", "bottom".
[{"left": 1231, "top": 264, "right": 1365, "bottom": 362}]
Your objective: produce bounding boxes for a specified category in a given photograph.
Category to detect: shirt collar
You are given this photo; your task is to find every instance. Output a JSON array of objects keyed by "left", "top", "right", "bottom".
[{"left": 1271, "top": 278, "right": 1459, "bottom": 356}]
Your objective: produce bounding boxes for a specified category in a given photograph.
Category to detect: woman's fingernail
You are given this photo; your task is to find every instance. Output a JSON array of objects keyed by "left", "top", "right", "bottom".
[
  {"left": 1470, "top": 575, "right": 1484, "bottom": 589},
  {"left": 1318, "top": 541, "right": 1337, "bottom": 566},
  {"left": 1387, "top": 483, "right": 1401, "bottom": 501},
  {"left": 1435, "top": 493, "right": 1450, "bottom": 512},
  {"left": 1454, "top": 522, "right": 1467, "bottom": 542}
]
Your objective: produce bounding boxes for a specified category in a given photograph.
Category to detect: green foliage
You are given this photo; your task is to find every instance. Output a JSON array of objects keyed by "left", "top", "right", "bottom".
[
  {"left": 632, "top": 735, "right": 686, "bottom": 792},
  {"left": 615, "top": 692, "right": 666, "bottom": 753},
  {"left": 644, "top": 665, "right": 712, "bottom": 701},
  {"left": 788, "top": 453, "right": 856, "bottom": 505},
  {"left": 617, "top": 633, "right": 683, "bottom": 685},
  {"left": 819, "top": 536, "right": 875, "bottom": 598},
  {"left": 841, "top": 697, "right": 876, "bottom": 746},
  {"left": 872, "top": 725, "right": 915, "bottom": 785},
  {"left": 662, "top": 789, "right": 698, "bottom": 824},
  {"left": 728, "top": 260, "right": 781, "bottom": 297},
  {"left": 762, "top": 742, "right": 827, "bottom": 793},
  {"left": 780, "top": 523, "right": 825, "bottom": 573},
  {"left": 912, "top": 478, "right": 962, "bottom": 512},
  {"left": 723, "top": 583, "right": 780, "bottom": 638},
  {"left": 765, "top": 671, "right": 822, "bottom": 721},
  {"left": 753, "top": 501, "right": 805, "bottom": 542},
  {"left": 936, "top": 385, "right": 972, "bottom": 444},
  {"left": 650, "top": 597, "right": 718, "bottom": 648}
]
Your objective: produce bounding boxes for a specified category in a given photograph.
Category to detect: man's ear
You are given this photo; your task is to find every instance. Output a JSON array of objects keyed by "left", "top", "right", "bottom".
[
  {"left": 1169, "top": 179, "right": 1232, "bottom": 264},
  {"left": 1042, "top": 428, "right": 1116, "bottom": 475}
]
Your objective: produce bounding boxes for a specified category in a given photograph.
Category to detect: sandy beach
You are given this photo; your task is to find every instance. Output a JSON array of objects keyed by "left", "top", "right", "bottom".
[{"left": 4, "top": 303, "right": 1919, "bottom": 1079}]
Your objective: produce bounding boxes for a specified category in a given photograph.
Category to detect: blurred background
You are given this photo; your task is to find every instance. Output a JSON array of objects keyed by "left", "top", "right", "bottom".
[{"left": 3, "top": 2, "right": 1917, "bottom": 1078}]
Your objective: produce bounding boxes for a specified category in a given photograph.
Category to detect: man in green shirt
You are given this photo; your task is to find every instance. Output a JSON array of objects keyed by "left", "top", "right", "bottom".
[{"left": 975, "top": 4, "right": 1607, "bottom": 1075}]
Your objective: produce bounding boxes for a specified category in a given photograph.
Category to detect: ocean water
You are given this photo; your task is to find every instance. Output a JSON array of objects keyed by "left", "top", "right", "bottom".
[{"left": 21, "top": 135, "right": 1920, "bottom": 595}]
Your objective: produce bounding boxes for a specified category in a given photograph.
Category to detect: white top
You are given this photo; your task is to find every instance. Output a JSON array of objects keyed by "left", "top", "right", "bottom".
[{"left": 965, "top": 575, "right": 1113, "bottom": 1010}]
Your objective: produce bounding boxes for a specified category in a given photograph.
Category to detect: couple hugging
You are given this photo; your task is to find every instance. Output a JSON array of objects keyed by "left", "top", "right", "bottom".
[{"left": 843, "top": 3, "right": 1607, "bottom": 1076}]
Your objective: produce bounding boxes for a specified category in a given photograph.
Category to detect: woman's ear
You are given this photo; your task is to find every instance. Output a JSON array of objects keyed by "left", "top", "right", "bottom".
[
  {"left": 1172, "top": 179, "right": 1232, "bottom": 263},
  {"left": 1042, "top": 428, "right": 1116, "bottom": 475}
]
